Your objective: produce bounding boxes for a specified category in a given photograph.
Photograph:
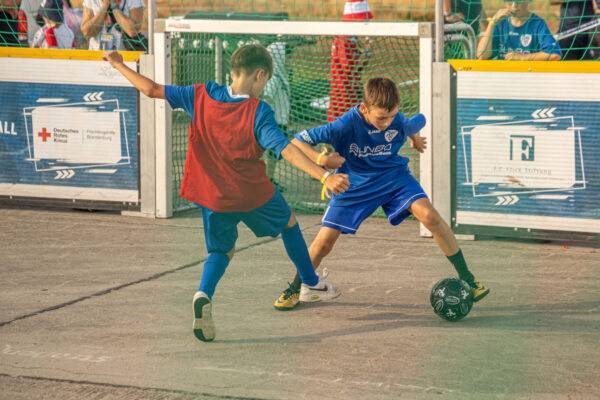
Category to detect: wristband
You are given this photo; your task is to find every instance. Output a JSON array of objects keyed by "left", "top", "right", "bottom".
[
  {"left": 316, "top": 152, "right": 325, "bottom": 166},
  {"left": 320, "top": 171, "right": 331, "bottom": 184}
]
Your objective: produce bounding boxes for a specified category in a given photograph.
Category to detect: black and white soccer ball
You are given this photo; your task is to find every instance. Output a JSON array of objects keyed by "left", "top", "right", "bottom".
[{"left": 430, "top": 277, "right": 473, "bottom": 321}]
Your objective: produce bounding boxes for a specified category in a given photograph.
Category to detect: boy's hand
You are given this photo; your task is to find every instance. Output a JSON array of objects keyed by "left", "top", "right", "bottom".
[
  {"left": 102, "top": 51, "right": 124, "bottom": 67},
  {"left": 409, "top": 135, "right": 427, "bottom": 153},
  {"left": 490, "top": 7, "right": 513, "bottom": 24},
  {"left": 323, "top": 152, "right": 346, "bottom": 170},
  {"left": 324, "top": 173, "right": 350, "bottom": 196}
]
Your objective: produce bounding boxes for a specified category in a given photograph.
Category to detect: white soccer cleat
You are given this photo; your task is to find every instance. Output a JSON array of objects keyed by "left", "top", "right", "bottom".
[
  {"left": 299, "top": 268, "right": 341, "bottom": 302},
  {"left": 193, "top": 291, "right": 216, "bottom": 342}
]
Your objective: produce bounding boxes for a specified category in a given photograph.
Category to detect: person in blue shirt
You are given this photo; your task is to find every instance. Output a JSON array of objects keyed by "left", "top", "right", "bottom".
[
  {"left": 103, "top": 45, "right": 350, "bottom": 342},
  {"left": 274, "top": 77, "right": 490, "bottom": 310},
  {"left": 477, "top": 0, "right": 562, "bottom": 60}
]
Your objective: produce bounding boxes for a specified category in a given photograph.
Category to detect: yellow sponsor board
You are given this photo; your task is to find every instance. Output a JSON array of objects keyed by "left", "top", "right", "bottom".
[
  {"left": 0, "top": 47, "right": 143, "bottom": 62},
  {"left": 448, "top": 60, "right": 600, "bottom": 74}
]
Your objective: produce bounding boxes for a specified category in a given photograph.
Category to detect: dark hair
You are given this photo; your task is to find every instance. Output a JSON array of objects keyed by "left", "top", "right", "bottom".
[
  {"left": 362, "top": 77, "right": 400, "bottom": 112},
  {"left": 231, "top": 44, "right": 273, "bottom": 77}
]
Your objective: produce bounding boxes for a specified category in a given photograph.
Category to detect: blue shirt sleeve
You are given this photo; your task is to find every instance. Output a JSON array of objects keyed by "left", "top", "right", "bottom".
[
  {"left": 254, "top": 101, "right": 290, "bottom": 158},
  {"left": 294, "top": 112, "right": 350, "bottom": 147},
  {"left": 536, "top": 19, "right": 562, "bottom": 56},
  {"left": 165, "top": 85, "right": 196, "bottom": 121},
  {"left": 404, "top": 113, "right": 426, "bottom": 136}
]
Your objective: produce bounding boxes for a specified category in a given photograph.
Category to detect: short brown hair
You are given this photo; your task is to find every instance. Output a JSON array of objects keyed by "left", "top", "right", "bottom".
[
  {"left": 362, "top": 77, "right": 400, "bottom": 112},
  {"left": 230, "top": 44, "right": 273, "bottom": 78}
]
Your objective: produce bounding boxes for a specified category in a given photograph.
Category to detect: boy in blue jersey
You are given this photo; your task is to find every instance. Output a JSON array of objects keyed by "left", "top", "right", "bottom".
[
  {"left": 477, "top": 0, "right": 562, "bottom": 60},
  {"left": 102, "top": 45, "right": 350, "bottom": 342},
  {"left": 274, "top": 77, "right": 489, "bottom": 310}
]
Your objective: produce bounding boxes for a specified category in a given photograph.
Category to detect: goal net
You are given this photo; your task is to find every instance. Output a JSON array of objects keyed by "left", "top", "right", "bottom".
[{"left": 154, "top": 18, "right": 433, "bottom": 217}]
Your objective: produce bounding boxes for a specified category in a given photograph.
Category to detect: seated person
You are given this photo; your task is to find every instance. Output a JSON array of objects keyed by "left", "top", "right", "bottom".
[
  {"left": 0, "top": 0, "right": 24, "bottom": 46},
  {"left": 477, "top": 0, "right": 562, "bottom": 60},
  {"left": 80, "top": 0, "right": 144, "bottom": 50},
  {"left": 32, "top": 0, "right": 74, "bottom": 48},
  {"left": 444, "top": 0, "right": 486, "bottom": 36}
]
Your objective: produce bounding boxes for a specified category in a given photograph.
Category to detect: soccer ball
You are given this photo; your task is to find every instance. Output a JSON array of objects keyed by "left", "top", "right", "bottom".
[{"left": 430, "top": 277, "right": 473, "bottom": 321}]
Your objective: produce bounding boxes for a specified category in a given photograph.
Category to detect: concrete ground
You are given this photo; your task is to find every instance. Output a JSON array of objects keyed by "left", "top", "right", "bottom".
[{"left": 0, "top": 206, "right": 599, "bottom": 400}]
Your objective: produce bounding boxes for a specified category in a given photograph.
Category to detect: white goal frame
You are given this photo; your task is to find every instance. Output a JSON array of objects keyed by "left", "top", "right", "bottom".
[{"left": 153, "top": 18, "right": 434, "bottom": 222}]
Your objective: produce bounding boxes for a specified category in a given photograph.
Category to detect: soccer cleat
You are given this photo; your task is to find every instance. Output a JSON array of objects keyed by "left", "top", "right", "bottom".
[
  {"left": 193, "top": 291, "right": 216, "bottom": 342},
  {"left": 469, "top": 278, "right": 490, "bottom": 303},
  {"left": 273, "top": 284, "right": 300, "bottom": 311},
  {"left": 299, "top": 268, "right": 341, "bottom": 303}
]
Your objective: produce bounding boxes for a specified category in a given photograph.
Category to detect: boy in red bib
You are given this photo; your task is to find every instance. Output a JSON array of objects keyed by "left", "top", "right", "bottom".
[{"left": 103, "top": 44, "right": 350, "bottom": 342}]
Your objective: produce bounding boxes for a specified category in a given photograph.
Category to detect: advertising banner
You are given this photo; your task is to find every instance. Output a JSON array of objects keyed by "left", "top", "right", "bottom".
[
  {"left": 453, "top": 63, "right": 599, "bottom": 234},
  {"left": 0, "top": 53, "right": 139, "bottom": 206}
]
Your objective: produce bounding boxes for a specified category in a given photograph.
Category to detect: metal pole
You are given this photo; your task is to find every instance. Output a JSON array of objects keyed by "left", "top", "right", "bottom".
[
  {"left": 148, "top": 0, "right": 155, "bottom": 54},
  {"left": 435, "top": 0, "right": 444, "bottom": 62},
  {"left": 215, "top": 36, "right": 223, "bottom": 84}
]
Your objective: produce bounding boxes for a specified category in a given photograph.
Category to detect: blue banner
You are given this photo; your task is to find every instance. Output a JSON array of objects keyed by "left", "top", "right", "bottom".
[
  {"left": 456, "top": 98, "right": 599, "bottom": 223},
  {"left": 0, "top": 80, "right": 138, "bottom": 202}
]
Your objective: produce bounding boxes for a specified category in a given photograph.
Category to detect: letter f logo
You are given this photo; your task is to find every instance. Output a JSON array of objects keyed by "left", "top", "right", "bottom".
[{"left": 510, "top": 135, "right": 534, "bottom": 161}]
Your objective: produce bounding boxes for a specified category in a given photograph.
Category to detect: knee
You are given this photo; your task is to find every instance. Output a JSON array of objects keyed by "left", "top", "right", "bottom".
[
  {"left": 419, "top": 208, "right": 442, "bottom": 229},
  {"left": 284, "top": 212, "right": 297, "bottom": 229},
  {"left": 226, "top": 247, "right": 235, "bottom": 261},
  {"left": 312, "top": 238, "right": 335, "bottom": 257}
]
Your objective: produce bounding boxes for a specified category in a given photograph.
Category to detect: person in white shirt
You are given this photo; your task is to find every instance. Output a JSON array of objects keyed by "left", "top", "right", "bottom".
[
  {"left": 31, "top": 0, "right": 74, "bottom": 49},
  {"left": 80, "top": 0, "right": 144, "bottom": 50}
]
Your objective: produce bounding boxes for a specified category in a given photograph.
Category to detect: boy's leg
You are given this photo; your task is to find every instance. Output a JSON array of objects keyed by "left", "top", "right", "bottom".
[
  {"left": 275, "top": 200, "right": 375, "bottom": 310},
  {"left": 275, "top": 226, "right": 341, "bottom": 310},
  {"left": 193, "top": 208, "right": 239, "bottom": 342},
  {"left": 194, "top": 248, "right": 234, "bottom": 342},
  {"left": 198, "top": 248, "right": 234, "bottom": 299},
  {"left": 274, "top": 213, "right": 341, "bottom": 309},
  {"left": 288, "top": 226, "right": 342, "bottom": 290},
  {"left": 408, "top": 197, "right": 489, "bottom": 302}
]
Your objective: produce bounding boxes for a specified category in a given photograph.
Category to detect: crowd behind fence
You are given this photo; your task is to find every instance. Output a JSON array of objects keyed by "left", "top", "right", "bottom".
[{"left": 1, "top": 0, "right": 599, "bottom": 60}]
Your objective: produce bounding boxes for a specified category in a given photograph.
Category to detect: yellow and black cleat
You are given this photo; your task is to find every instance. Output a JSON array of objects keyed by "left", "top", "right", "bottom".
[
  {"left": 274, "top": 285, "right": 300, "bottom": 311},
  {"left": 470, "top": 278, "right": 490, "bottom": 303}
]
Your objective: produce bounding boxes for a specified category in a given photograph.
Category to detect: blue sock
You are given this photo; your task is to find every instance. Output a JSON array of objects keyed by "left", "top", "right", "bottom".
[
  {"left": 198, "top": 252, "right": 230, "bottom": 299},
  {"left": 281, "top": 224, "right": 318, "bottom": 287}
]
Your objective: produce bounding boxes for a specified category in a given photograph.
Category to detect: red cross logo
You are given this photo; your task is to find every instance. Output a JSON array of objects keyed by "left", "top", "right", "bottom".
[{"left": 38, "top": 127, "right": 51, "bottom": 142}]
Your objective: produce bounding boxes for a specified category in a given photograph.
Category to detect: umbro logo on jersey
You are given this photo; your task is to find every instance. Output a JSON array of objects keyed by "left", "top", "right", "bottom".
[
  {"left": 298, "top": 130, "right": 313, "bottom": 144},
  {"left": 349, "top": 143, "right": 392, "bottom": 157},
  {"left": 385, "top": 130, "right": 398, "bottom": 142}
]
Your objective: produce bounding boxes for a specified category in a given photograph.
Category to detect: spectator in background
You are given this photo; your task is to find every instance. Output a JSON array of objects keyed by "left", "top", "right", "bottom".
[
  {"left": 262, "top": 38, "right": 293, "bottom": 192},
  {"left": 554, "top": 0, "right": 600, "bottom": 60},
  {"left": 477, "top": 0, "right": 562, "bottom": 60},
  {"left": 328, "top": 0, "right": 372, "bottom": 122},
  {"left": 444, "top": 0, "right": 486, "bottom": 36},
  {"left": 81, "top": 0, "right": 144, "bottom": 50},
  {"left": 1, "top": 0, "right": 27, "bottom": 46},
  {"left": 32, "top": 0, "right": 74, "bottom": 48}
]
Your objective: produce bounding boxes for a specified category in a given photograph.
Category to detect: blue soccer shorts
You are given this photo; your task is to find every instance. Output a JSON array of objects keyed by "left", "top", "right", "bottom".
[
  {"left": 322, "top": 177, "right": 428, "bottom": 234},
  {"left": 200, "top": 189, "right": 291, "bottom": 254}
]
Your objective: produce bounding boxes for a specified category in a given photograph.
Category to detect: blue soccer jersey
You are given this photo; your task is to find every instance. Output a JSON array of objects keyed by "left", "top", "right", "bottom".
[
  {"left": 295, "top": 106, "right": 426, "bottom": 207},
  {"left": 492, "top": 13, "right": 562, "bottom": 60},
  {"left": 165, "top": 82, "right": 290, "bottom": 157}
]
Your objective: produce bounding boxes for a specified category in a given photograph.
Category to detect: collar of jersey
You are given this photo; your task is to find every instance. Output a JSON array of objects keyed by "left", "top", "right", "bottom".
[{"left": 226, "top": 86, "right": 250, "bottom": 99}]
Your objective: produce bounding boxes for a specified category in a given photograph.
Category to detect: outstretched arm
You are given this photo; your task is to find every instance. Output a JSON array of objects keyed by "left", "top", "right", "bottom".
[
  {"left": 102, "top": 51, "right": 166, "bottom": 99},
  {"left": 281, "top": 143, "right": 350, "bottom": 195},
  {"left": 408, "top": 134, "right": 427, "bottom": 153},
  {"left": 504, "top": 51, "right": 561, "bottom": 61},
  {"left": 291, "top": 138, "right": 345, "bottom": 170}
]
